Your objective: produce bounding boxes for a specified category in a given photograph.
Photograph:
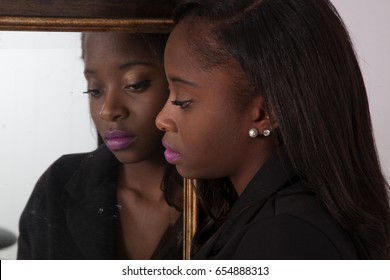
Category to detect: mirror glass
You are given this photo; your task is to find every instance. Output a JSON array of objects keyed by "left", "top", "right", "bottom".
[{"left": 0, "top": 31, "right": 96, "bottom": 259}]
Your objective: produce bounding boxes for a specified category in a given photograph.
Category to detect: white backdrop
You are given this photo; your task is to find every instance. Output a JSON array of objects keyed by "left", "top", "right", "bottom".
[
  {"left": 0, "top": 0, "right": 389, "bottom": 260},
  {"left": 0, "top": 32, "right": 96, "bottom": 259},
  {"left": 332, "top": 0, "right": 390, "bottom": 180}
]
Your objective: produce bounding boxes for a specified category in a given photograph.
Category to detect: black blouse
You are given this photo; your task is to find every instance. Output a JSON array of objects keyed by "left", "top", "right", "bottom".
[
  {"left": 194, "top": 148, "right": 361, "bottom": 260},
  {"left": 17, "top": 145, "right": 182, "bottom": 260}
]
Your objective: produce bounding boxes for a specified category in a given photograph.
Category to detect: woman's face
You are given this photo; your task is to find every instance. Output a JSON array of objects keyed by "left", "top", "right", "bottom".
[
  {"left": 156, "top": 22, "right": 258, "bottom": 182},
  {"left": 83, "top": 33, "right": 168, "bottom": 164}
]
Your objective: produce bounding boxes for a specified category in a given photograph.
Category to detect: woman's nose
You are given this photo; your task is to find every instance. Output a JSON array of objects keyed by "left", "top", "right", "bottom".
[
  {"left": 155, "top": 101, "right": 177, "bottom": 133},
  {"left": 99, "top": 91, "right": 129, "bottom": 122}
]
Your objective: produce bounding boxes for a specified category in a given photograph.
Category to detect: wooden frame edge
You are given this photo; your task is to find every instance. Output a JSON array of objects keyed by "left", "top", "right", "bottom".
[
  {"left": 183, "top": 178, "right": 198, "bottom": 260},
  {"left": 0, "top": 16, "right": 174, "bottom": 32}
]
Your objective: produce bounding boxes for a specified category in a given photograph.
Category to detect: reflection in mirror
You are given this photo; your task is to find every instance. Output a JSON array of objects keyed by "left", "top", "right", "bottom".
[
  {"left": 0, "top": 31, "right": 96, "bottom": 259},
  {"left": 1, "top": 31, "right": 183, "bottom": 260}
]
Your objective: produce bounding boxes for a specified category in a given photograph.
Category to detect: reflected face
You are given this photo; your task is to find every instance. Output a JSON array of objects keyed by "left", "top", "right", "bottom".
[
  {"left": 156, "top": 22, "right": 252, "bottom": 180},
  {"left": 83, "top": 33, "right": 168, "bottom": 164}
]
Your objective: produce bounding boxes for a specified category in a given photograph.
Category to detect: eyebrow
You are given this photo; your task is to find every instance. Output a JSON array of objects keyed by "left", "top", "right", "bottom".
[
  {"left": 84, "top": 60, "right": 155, "bottom": 75},
  {"left": 169, "top": 76, "right": 198, "bottom": 88},
  {"left": 119, "top": 61, "right": 155, "bottom": 70}
]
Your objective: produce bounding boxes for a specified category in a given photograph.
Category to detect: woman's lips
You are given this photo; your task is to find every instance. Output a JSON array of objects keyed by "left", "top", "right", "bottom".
[
  {"left": 104, "top": 130, "right": 135, "bottom": 151},
  {"left": 162, "top": 141, "right": 180, "bottom": 164}
]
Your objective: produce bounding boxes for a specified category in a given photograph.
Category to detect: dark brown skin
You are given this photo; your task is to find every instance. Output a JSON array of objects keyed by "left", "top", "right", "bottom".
[
  {"left": 83, "top": 33, "right": 180, "bottom": 259},
  {"left": 156, "top": 20, "right": 278, "bottom": 195}
]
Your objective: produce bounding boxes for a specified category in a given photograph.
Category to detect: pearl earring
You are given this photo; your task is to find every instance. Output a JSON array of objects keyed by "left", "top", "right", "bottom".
[
  {"left": 263, "top": 129, "right": 271, "bottom": 137},
  {"left": 248, "top": 128, "right": 259, "bottom": 138}
]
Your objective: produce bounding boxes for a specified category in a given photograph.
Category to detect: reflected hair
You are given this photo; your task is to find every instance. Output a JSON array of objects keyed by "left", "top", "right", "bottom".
[{"left": 174, "top": 0, "right": 390, "bottom": 259}]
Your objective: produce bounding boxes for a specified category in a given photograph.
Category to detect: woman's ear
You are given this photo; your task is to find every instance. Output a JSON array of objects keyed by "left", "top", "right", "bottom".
[{"left": 249, "top": 96, "right": 278, "bottom": 136}]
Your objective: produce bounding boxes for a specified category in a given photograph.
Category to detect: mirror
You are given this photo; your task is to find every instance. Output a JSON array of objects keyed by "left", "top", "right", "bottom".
[
  {"left": 0, "top": 0, "right": 177, "bottom": 260},
  {"left": 0, "top": 0, "right": 389, "bottom": 261},
  {"left": 0, "top": 31, "right": 96, "bottom": 259}
]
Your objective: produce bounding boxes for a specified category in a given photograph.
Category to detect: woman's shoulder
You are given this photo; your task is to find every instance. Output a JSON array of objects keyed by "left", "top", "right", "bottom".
[
  {"left": 43, "top": 150, "right": 97, "bottom": 182},
  {"left": 31, "top": 146, "right": 109, "bottom": 198},
  {"left": 239, "top": 182, "right": 359, "bottom": 259},
  {"left": 234, "top": 213, "right": 346, "bottom": 259},
  {"left": 43, "top": 145, "right": 112, "bottom": 179},
  {"left": 272, "top": 182, "right": 344, "bottom": 236}
]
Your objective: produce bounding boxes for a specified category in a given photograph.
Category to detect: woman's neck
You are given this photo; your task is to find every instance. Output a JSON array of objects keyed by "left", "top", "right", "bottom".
[
  {"left": 230, "top": 140, "right": 278, "bottom": 196},
  {"left": 118, "top": 158, "right": 166, "bottom": 201},
  {"left": 116, "top": 157, "right": 181, "bottom": 260}
]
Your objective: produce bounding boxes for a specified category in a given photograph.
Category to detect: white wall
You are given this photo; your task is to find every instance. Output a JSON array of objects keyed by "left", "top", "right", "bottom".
[
  {"left": 330, "top": 0, "right": 390, "bottom": 180},
  {"left": 0, "top": 0, "right": 389, "bottom": 260},
  {"left": 0, "top": 32, "right": 96, "bottom": 259}
]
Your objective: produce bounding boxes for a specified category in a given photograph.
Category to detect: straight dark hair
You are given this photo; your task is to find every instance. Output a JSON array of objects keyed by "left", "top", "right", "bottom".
[{"left": 173, "top": 0, "right": 390, "bottom": 259}]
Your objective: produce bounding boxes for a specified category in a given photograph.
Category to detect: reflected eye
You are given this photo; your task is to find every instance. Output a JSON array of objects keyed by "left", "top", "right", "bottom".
[
  {"left": 124, "top": 80, "right": 151, "bottom": 93},
  {"left": 171, "top": 99, "right": 193, "bottom": 109},
  {"left": 83, "top": 89, "right": 103, "bottom": 98}
]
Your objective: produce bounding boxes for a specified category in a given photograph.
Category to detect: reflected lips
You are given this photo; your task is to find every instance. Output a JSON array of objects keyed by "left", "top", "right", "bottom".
[
  {"left": 104, "top": 130, "right": 135, "bottom": 151},
  {"left": 163, "top": 141, "right": 180, "bottom": 164}
]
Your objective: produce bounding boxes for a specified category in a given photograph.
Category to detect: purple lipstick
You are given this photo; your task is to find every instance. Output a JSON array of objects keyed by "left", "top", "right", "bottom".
[
  {"left": 104, "top": 130, "right": 135, "bottom": 151},
  {"left": 163, "top": 141, "right": 180, "bottom": 164}
]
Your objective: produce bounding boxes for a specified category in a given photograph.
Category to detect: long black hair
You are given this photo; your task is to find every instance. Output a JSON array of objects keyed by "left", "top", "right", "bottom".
[{"left": 173, "top": 0, "right": 390, "bottom": 259}]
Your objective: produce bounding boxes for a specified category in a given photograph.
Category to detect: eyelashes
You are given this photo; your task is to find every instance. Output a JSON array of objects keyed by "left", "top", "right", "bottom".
[
  {"left": 166, "top": 87, "right": 193, "bottom": 109},
  {"left": 124, "top": 80, "right": 151, "bottom": 92},
  {"left": 170, "top": 99, "right": 193, "bottom": 109},
  {"left": 83, "top": 80, "right": 152, "bottom": 98},
  {"left": 83, "top": 89, "right": 102, "bottom": 97}
]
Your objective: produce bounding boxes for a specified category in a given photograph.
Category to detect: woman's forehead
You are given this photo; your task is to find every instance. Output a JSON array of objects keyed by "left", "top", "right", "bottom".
[{"left": 83, "top": 34, "right": 156, "bottom": 64}]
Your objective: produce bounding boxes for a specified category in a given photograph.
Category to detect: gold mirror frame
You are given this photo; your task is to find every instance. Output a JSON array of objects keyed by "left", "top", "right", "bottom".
[
  {"left": 1, "top": 0, "right": 197, "bottom": 259},
  {"left": 0, "top": 16, "right": 173, "bottom": 33},
  {"left": 0, "top": 0, "right": 175, "bottom": 33},
  {"left": 183, "top": 179, "right": 198, "bottom": 260}
]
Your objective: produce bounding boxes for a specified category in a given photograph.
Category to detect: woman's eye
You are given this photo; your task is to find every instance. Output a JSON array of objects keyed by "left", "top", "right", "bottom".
[
  {"left": 171, "top": 99, "right": 193, "bottom": 109},
  {"left": 124, "top": 80, "right": 151, "bottom": 92},
  {"left": 83, "top": 89, "right": 103, "bottom": 98}
]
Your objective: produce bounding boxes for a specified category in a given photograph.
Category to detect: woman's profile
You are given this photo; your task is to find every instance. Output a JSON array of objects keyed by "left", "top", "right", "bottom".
[
  {"left": 156, "top": 0, "right": 390, "bottom": 259},
  {"left": 17, "top": 32, "right": 183, "bottom": 260}
]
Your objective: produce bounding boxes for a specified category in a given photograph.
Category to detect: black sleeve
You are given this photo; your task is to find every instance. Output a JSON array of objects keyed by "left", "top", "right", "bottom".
[
  {"left": 17, "top": 154, "right": 85, "bottom": 259},
  {"left": 232, "top": 214, "right": 342, "bottom": 260},
  {"left": 17, "top": 165, "right": 53, "bottom": 259}
]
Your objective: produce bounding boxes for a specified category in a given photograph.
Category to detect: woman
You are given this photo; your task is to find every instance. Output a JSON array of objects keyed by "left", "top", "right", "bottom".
[
  {"left": 156, "top": 0, "right": 390, "bottom": 259},
  {"left": 17, "top": 33, "right": 183, "bottom": 260}
]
